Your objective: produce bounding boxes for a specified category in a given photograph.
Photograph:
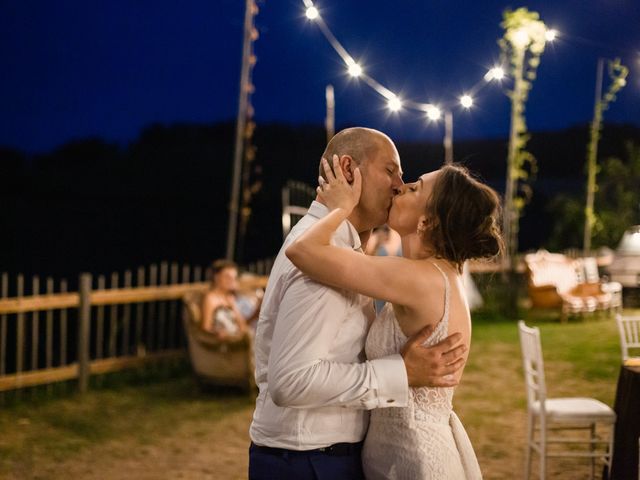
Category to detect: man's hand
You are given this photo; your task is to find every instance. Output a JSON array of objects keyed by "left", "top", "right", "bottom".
[{"left": 401, "top": 324, "right": 466, "bottom": 388}]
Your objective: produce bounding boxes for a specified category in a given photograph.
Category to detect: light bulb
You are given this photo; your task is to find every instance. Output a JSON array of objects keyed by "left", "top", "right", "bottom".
[
  {"left": 388, "top": 97, "right": 402, "bottom": 112},
  {"left": 492, "top": 67, "right": 505, "bottom": 80},
  {"left": 348, "top": 63, "right": 362, "bottom": 77},
  {"left": 460, "top": 95, "right": 473, "bottom": 108},
  {"left": 545, "top": 29, "right": 557, "bottom": 42},
  {"left": 305, "top": 6, "right": 319, "bottom": 20},
  {"left": 426, "top": 106, "right": 441, "bottom": 121},
  {"left": 485, "top": 66, "right": 505, "bottom": 81}
]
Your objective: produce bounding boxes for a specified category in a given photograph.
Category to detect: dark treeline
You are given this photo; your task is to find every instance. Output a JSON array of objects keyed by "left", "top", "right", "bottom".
[{"left": 1, "top": 122, "right": 639, "bottom": 280}]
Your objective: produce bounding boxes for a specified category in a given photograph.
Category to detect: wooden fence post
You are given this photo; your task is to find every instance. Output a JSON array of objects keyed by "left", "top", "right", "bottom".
[
  {"left": 78, "top": 273, "right": 92, "bottom": 393},
  {"left": 16, "top": 275, "right": 24, "bottom": 394}
]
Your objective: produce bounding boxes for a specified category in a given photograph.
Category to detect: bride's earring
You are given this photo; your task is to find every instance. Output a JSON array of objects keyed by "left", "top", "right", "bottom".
[{"left": 416, "top": 216, "right": 429, "bottom": 237}]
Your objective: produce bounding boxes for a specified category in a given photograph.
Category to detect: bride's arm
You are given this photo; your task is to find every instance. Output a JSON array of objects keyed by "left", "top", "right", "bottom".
[{"left": 286, "top": 157, "right": 425, "bottom": 307}]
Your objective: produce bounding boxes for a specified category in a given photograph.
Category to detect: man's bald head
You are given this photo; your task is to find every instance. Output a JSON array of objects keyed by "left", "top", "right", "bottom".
[
  {"left": 316, "top": 127, "right": 403, "bottom": 232},
  {"left": 319, "top": 127, "right": 392, "bottom": 178}
]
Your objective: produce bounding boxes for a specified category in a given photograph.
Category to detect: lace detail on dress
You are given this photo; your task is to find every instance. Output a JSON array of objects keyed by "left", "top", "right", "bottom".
[{"left": 363, "top": 262, "right": 482, "bottom": 479}]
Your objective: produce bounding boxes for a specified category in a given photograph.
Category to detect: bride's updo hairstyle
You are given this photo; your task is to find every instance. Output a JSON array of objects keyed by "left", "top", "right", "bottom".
[{"left": 424, "top": 164, "right": 504, "bottom": 272}]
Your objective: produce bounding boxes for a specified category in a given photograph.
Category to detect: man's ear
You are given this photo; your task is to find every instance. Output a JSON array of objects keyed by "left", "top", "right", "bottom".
[{"left": 339, "top": 155, "right": 355, "bottom": 182}]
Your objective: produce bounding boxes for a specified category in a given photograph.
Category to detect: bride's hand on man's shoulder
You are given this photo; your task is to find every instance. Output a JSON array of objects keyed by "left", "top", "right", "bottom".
[{"left": 317, "top": 154, "right": 362, "bottom": 213}]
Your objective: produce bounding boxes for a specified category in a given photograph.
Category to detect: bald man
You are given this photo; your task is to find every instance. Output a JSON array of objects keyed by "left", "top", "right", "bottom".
[{"left": 249, "top": 128, "right": 465, "bottom": 480}]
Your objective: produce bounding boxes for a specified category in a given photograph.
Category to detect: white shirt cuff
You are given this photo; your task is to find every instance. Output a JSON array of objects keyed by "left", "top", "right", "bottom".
[{"left": 369, "top": 353, "right": 409, "bottom": 408}]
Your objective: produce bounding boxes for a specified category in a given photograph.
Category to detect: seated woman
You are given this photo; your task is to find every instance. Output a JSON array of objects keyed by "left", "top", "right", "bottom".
[{"left": 201, "top": 259, "right": 261, "bottom": 341}]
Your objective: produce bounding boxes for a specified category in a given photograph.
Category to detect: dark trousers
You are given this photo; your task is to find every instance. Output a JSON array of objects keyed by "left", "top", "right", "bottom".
[{"left": 248, "top": 442, "right": 365, "bottom": 480}]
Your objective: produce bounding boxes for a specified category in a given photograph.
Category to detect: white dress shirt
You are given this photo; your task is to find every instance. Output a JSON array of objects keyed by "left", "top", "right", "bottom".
[{"left": 249, "top": 201, "right": 409, "bottom": 450}]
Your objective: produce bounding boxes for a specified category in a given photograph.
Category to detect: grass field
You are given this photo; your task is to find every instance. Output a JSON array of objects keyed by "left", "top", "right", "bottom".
[{"left": 0, "top": 306, "right": 633, "bottom": 479}]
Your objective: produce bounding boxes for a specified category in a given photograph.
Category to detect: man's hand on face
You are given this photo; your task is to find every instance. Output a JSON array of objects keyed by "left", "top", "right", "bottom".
[{"left": 400, "top": 324, "right": 466, "bottom": 388}]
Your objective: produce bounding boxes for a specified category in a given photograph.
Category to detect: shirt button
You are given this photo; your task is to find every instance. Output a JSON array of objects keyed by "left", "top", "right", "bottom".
[{"left": 387, "top": 399, "right": 395, "bottom": 403}]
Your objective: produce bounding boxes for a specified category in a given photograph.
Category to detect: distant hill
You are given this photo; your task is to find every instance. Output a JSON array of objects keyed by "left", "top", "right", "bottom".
[{"left": 1, "top": 121, "right": 639, "bottom": 278}]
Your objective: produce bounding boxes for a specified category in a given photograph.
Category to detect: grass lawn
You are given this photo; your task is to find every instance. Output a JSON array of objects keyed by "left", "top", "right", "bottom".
[
  {"left": 0, "top": 369, "right": 255, "bottom": 479},
  {"left": 0, "top": 307, "right": 635, "bottom": 479}
]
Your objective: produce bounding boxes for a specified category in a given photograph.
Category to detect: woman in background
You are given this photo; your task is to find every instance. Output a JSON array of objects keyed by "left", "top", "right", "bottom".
[{"left": 201, "top": 259, "right": 261, "bottom": 340}]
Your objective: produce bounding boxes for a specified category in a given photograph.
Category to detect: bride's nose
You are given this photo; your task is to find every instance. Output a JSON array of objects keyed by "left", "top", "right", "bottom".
[{"left": 394, "top": 185, "right": 407, "bottom": 195}]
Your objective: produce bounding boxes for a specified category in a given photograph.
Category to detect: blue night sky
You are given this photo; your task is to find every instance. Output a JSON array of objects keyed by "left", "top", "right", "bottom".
[{"left": 1, "top": 0, "right": 639, "bottom": 153}]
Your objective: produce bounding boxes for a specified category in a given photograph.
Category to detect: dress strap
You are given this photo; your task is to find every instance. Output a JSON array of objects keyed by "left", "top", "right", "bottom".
[{"left": 429, "top": 262, "right": 451, "bottom": 328}]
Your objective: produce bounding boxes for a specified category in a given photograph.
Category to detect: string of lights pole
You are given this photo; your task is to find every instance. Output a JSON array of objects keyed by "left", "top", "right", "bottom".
[
  {"left": 301, "top": 0, "right": 558, "bottom": 162},
  {"left": 226, "top": 0, "right": 261, "bottom": 261}
]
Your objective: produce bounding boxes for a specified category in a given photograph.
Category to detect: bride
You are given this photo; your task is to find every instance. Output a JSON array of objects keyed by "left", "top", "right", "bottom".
[{"left": 286, "top": 156, "right": 503, "bottom": 479}]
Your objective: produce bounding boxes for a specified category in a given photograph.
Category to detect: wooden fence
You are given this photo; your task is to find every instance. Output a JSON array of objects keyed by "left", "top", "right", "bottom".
[{"left": 0, "top": 260, "right": 273, "bottom": 394}]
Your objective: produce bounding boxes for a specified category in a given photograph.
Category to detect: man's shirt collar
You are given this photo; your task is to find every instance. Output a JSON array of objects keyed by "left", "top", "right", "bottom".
[{"left": 307, "top": 200, "right": 362, "bottom": 251}]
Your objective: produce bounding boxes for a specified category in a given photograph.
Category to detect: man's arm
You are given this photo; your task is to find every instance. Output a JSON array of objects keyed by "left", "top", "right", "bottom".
[
  {"left": 266, "top": 268, "right": 467, "bottom": 409},
  {"left": 267, "top": 270, "right": 408, "bottom": 410}
]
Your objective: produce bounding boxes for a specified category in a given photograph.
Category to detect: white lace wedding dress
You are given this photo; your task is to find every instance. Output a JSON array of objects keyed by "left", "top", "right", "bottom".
[{"left": 362, "top": 263, "right": 483, "bottom": 479}]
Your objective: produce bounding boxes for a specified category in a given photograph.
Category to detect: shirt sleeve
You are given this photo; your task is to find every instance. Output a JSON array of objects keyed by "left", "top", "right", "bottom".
[{"left": 267, "top": 268, "right": 409, "bottom": 410}]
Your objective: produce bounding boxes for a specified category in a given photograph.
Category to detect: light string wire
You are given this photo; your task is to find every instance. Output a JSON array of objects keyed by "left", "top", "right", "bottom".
[{"left": 299, "top": 1, "right": 568, "bottom": 118}]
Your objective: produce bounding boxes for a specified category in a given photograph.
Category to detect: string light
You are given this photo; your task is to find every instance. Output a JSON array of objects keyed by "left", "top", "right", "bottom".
[
  {"left": 305, "top": 5, "right": 319, "bottom": 20},
  {"left": 485, "top": 66, "right": 505, "bottom": 81},
  {"left": 545, "top": 29, "right": 557, "bottom": 42},
  {"left": 460, "top": 94, "right": 473, "bottom": 108},
  {"left": 300, "top": 1, "right": 556, "bottom": 119},
  {"left": 426, "top": 105, "right": 442, "bottom": 121},
  {"left": 347, "top": 62, "right": 362, "bottom": 77},
  {"left": 388, "top": 96, "right": 403, "bottom": 112}
]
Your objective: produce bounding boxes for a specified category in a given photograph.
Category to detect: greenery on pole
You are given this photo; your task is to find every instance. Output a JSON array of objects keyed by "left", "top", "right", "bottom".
[
  {"left": 499, "top": 8, "right": 548, "bottom": 271},
  {"left": 583, "top": 58, "right": 628, "bottom": 253}
]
